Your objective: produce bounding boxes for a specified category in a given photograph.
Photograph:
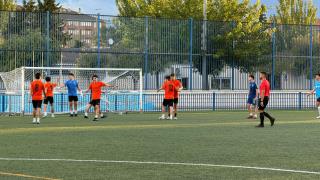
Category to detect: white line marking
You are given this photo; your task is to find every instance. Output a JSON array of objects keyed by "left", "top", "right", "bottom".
[{"left": 0, "top": 157, "right": 319, "bottom": 175}]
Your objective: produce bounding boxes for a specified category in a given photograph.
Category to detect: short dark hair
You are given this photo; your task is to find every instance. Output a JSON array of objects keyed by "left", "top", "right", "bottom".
[
  {"left": 45, "top": 77, "right": 51, "bottom": 82},
  {"left": 316, "top": 73, "right": 320, "bottom": 77},
  {"left": 249, "top": 74, "right": 254, "bottom": 79},
  {"left": 68, "top": 73, "right": 74, "bottom": 76},
  {"left": 170, "top": 73, "right": 176, "bottom": 77},
  {"left": 165, "top": 76, "right": 171, "bottom": 80},
  {"left": 35, "top": 72, "right": 41, "bottom": 79},
  {"left": 92, "top": 74, "right": 98, "bottom": 79},
  {"left": 260, "top": 72, "right": 267, "bottom": 77}
]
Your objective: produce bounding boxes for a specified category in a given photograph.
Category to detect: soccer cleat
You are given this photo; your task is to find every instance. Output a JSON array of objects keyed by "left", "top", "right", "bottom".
[
  {"left": 36, "top": 120, "right": 40, "bottom": 124},
  {"left": 159, "top": 116, "right": 165, "bottom": 120},
  {"left": 93, "top": 118, "right": 99, "bottom": 121},
  {"left": 100, "top": 115, "right": 105, "bottom": 119},
  {"left": 255, "top": 124, "right": 264, "bottom": 128},
  {"left": 253, "top": 115, "right": 258, "bottom": 119},
  {"left": 316, "top": 116, "right": 320, "bottom": 119},
  {"left": 247, "top": 116, "right": 253, "bottom": 119},
  {"left": 43, "top": 114, "right": 47, "bottom": 118},
  {"left": 270, "top": 117, "right": 276, "bottom": 126},
  {"left": 70, "top": 114, "right": 74, "bottom": 117},
  {"left": 174, "top": 117, "right": 178, "bottom": 120},
  {"left": 74, "top": 114, "right": 78, "bottom": 117},
  {"left": 51, "top": 114, "right": 55, "bottom": 118},
  {"left": 84, "top": 115, "right": 88, "bottom": 119}
]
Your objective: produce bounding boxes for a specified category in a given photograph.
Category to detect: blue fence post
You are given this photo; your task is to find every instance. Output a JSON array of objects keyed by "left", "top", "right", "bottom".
[
  {"left": 309, "top": 24, "right": 313, "bottom": 90},
  {"left": 46, "top": 11, "right": 50, "bottom": 67},
  {"left": 61, "top": 93, "right": 64, "bottom": 112},
  {"left": 232, "top": 21, "right": 236, "bottom": 90},
  {"left": 144, "top": 16, "right": 149, "bottom": 90},
  {"left": 97, "top": 13, "right": 101, "bottom": 68},
  {"left": 189, "top": 18, "right": 193, "bottom": 90},
  {"left": 298, "top": 92, "right": 302, "bottom": 110},
  {"left": 212, "top": 92, "right": 216, "bottom": 111},
  {"left": 271, "top": 21, "right": 276, "bottom": 90}
]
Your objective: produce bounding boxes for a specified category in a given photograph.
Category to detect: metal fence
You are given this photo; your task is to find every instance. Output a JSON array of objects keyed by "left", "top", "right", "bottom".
[
  {"left": 0, "top": 11, "right": 320, "bottom": 90},
  {"left": 0, "top": 91, "right": 316, "bottom": 114}
]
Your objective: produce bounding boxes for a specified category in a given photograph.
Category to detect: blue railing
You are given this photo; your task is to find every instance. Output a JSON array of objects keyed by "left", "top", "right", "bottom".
[{"left": 0, "top": 91, "right": 317, "bottom": 114}]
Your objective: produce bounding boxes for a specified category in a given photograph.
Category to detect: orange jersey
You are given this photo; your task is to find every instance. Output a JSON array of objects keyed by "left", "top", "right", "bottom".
[
  {"left": 30, "top": 80, "right": 44, "bottom": 100},
  {"left": 44, "top": 82, "right": 57, "bottom": 97},
  {"left": 172, "top": 80, "right": 182, "bottom": 98},
  {"left": 89, "top": 81, "right": 106, "bottom": 100},
  {"left": 162, "top": 81, "right": 175, "bottom": 100}
]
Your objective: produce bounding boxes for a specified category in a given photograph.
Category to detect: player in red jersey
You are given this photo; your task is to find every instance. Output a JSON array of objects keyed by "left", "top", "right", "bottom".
[
  {"left": 170, "top": 73, "right": 183, "bottom": 120},
  {"left": 256, "top": 72, "right": 275, "bottom": 128},
  {"left": 43, "top": 77, "right": 58, "bottom": 118},
  {"left": 158, "top": 76, "right": 177, "bottom": 120},
  {"left": 84, "top": 75, "right": 114, "bottom": 121},
  {"left": 30, "top": 73, "right": 46, "bottom": 124}
]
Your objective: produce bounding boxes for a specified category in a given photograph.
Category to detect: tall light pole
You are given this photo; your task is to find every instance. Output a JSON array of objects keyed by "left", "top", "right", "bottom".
[{"left": 202, "top": 0, "right": 208, "bottom": 90}]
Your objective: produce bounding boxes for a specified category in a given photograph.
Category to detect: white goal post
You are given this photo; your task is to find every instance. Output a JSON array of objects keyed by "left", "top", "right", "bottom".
[{"left": 0, "top": 67, "right": 143, "bottom": 115}]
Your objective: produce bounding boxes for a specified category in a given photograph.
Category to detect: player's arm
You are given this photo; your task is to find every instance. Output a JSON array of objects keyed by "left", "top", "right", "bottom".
[
  {"left": 260, "top": 89, "right": 265, "bottom": 106},
  {"left": 30, "top": 86, "right": 33, "bottom": 96},
  {"left": 178, "top": 82, "right": 183, "bottom": 92},
  {"left": 103, "top": 82, "right": 115, "bottom": 88},
  {"left": 42, "top": 85, "right": 46, "bottom": 99},
  {"left": 255, "top": 86, "right": 259, "bottom": 99}
]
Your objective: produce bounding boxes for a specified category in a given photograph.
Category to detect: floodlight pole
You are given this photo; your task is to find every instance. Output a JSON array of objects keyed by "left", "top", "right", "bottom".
[{"left": 202, "top": 0, "right": 208, "bottom": 90}]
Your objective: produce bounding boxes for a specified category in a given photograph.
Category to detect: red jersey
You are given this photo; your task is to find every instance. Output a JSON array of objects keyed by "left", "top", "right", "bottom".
[
  {"left": 44, "top": 82, "right": 57, "bottom": 97},
  {"left": 162, "top": 81, "right": 175, "bottom": 100},
  {"left": 89, "top": 81, "right": 106, "bottom": 100},
  {"left": 30, "top": 80, "right": 45, "bottom": 100},
  {"left": 172, "top": 80, "right": 182, "bottom": 98},
  {"left": 260, "top": 79, "right": 270, "bottom": 97}
]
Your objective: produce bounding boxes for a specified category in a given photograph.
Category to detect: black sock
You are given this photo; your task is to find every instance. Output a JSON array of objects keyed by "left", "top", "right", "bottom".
[
  {"left": 263, "top": 112, "right": 273, "bottom": 120},
  {"left": 174, "top": 113, "right": 177, "bottom": 117},
  {"left": 260, "top": 112, "right": 265, "bottom": 125}
]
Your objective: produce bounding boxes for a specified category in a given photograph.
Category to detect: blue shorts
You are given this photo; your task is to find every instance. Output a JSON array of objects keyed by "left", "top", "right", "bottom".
[{"left": 247, "top": 97, "right": 256, "bottom": 105}]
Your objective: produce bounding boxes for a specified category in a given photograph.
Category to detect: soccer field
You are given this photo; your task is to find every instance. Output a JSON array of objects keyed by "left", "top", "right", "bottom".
[{"left": 1, "top": 111, "right": 320, "bottom": 180}]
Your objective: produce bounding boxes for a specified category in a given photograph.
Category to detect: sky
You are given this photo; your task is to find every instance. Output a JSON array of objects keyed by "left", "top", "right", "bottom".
[{"left": 17, "top": 0, "right": 320, "bottom": 17}]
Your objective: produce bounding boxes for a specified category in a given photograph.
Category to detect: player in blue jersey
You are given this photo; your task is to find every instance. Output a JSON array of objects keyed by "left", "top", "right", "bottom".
[
  {"left": 308, "top": 73, "right": 320, "bottom": 119},
  {"left": 62, "top": 73, "right": 82, "bottom": 117},
  {"left": 247, "top": 74, "right": 258, "bottom": 119}
]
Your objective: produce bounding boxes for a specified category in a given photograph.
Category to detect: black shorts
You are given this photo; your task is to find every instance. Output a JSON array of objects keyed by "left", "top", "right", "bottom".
[
  {"left": 317, "top": 97, "right": 320, "bottom": 103},
  {"left": 32, "top": 100, "right": 42, "bottom": 109},
  {"left": 90, "top": 99, "right": 100, "bottom": 106},
  {"left": 163, "top": 99, "right": 174, "bottom": 107},
  {"left": 173, "top": 98, "right": 179, "bottom": 104},
  {"left": 258, "top": 97, "right": 269, "bottom": 111},
  {"left": 68, "top": 96, "right": 78, "bottom": 102},
  {"left": 43, "top": 96, "right": 54, "bottom": 104}
]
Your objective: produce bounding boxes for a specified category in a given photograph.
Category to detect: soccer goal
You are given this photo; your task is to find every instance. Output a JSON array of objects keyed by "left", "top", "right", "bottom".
[{"left": 0, "top": 67, "right": 143, "bottom": 115}]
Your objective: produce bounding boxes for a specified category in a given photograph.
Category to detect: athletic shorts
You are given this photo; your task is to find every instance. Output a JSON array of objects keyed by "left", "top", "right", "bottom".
[
  {"left": 173, "top": 98, "right": 179, "bottom": 104},
  {"left": 163, "top": 99, "right": 174, "bottom": 107},
  {"left": 89, "top": 99, "right": 100, "bottom": 106},
  {"left": 258, "top": 97, "right": 269, "bottom": 111},
  {"left": 247, "top": 97, "right": 257, "bottom": 105},
  {"left": 317, "top": 97, "right": 320, "bottom": 103},
  {"left": 43, "top": 96, "right": 54, "bottom": 104},
  {"left": 68, "top": 96, "right": 78, "bottom": 102},
  {"left": 32, "top": 100, "right": 42, "bottom": 109}
]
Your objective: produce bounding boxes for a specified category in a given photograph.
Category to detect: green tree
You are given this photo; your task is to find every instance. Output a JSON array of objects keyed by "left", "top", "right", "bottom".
[
  {"left": 22, "top": 0, "right": 37, "bottom": 11},
  {"left": 275, "top": 0, "right": 317, "bottom": 25},
  {"left": 37, "top": 0, "right": 61, "bottom": 12}
]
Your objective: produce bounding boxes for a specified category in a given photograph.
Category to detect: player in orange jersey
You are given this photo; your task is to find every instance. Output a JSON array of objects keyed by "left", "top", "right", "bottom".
[
  {"left": 158, "top": 76, "right": 177, "bottom": 120},
  {"left": 170, "top": 73, "right": 183, "bottom": 120},
  {"left": 43, "top": 77, "right": 58, "bottom": 118},
  {"left": 84, "top": 75, "right": 114, "bottom": 121},
  {"left": 30, "top": 73, "right": 46, "bottom": 124}
]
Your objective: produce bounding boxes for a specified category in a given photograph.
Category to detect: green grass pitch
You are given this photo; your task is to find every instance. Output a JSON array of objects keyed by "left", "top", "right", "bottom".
[{"left": 1, "top": 111, "right": 320, "bottom": 179}]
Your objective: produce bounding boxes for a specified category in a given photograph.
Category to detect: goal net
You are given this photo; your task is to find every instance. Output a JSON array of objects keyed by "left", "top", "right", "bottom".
[{"left": 0, "top": 67, "right": 143, "bottom": 115}]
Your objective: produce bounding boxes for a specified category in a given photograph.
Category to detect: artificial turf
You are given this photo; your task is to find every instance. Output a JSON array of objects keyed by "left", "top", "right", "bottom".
[{"left": 0, "top": 111, "right": 320, "bottom": 180}]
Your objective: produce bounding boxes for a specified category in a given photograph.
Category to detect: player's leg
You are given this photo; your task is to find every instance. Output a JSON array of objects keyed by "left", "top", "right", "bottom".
[
  {"left": 160, "top": 100, "right": 166, "bottom": 119},
  {"left": 43, "top": 98, "right": 48, "bottom": 117},
  {"left": 68, "top": 96, "right": 74, "bottom": 117},
  {"left": 257, "top": 98, "right": 265, "bottom": 127},
  {"left": 36, "top": 101, "right": 42, "bottom": 124},
  {"left": 169, "top": 100, "right": 174, "bottom": 120},
  {"left": 32, "top": 100, "right": 37, "bottom": 123},
  {"left": 247, "top": 97, "right": 253, "bottom": 118},
  {"left": 94, "top": 104, "right": 100, "bottom": 121},
  {"left": 173, "top": 98, "right": 178, "bottom": 120},
  {"left": 84, "top": 103, "right": 92, "bottom": 118},
  {"left": 73, "top": 96, "right": 78, "bottom": 116},
  {"left": 262, "top": 97, "right": 275, "bottom": 126},
  {"left": 316, "top": 98, "right": 320, "bottom": 119},
  {"left": 50, "top": 98, "right": 55, "bottom": 118}
]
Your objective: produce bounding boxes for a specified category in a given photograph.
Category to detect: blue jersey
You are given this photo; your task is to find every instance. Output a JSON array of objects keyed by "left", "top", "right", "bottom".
[
  {"left": 65, "top": 80, "right": 79, "bottom": 96},
  {"left": 248, "top": 82, "right": 257, "bottom": 98},
  {"left": 315, "top": 81, "right": 320, "bottom": 98}
]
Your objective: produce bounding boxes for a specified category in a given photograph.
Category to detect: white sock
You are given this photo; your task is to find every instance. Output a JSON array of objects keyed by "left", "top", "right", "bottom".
[
  {"left": 70, "top": 111, "right": 73, "bottom": 114},
  {"left": 161, "top": 114, "right": 165, "bottom": 118},
  {"left": 318, "top": 107, "right": 320, "bottom": 116},
  {"left": 36, "top": 118, "right": 40, "bottom": 123},
  {"left": 85, "top": 112, "right": 88, "bottom": 116},
  {"left": 44, "top": 112, "right": 47, "bottom": 116},
  {"left": 249, "top": 113, "right": 253, "bottom": 116},
  {"left": 74, "top": 111, "right": 77, "bottom": 114},
  {"left": 33, "top": 118, "right": 36, "bottom": 122},
  {"left": 100, "top": 113, "right": 104, "bottom": 117},
  {"left": 95, "top": 115, "right": 98, "bottom": 118}
]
